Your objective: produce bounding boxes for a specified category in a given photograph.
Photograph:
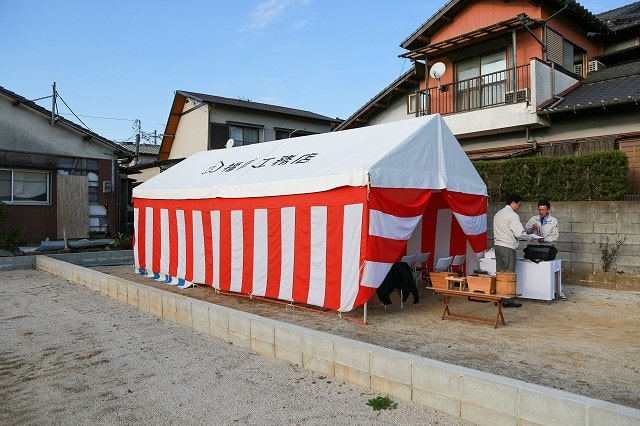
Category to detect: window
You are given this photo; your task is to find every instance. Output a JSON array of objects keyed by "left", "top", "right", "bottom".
[
  {"left": 546, "top": 28, "right": 586, "bottom": 74},
  {"left": 229, "top": 124, "right": 260, "bottom": 146},
  {"left": 275, "top": 129, "right": 290, "bottom": 140},
  {"left": 274, "top": 128, "right": 315, "bottom": 140},
  {"left": 0, "top": 169, "right": 50, "bottom": 204},
  {"left": 407, "top": 92, "right": 427, "bottom": 114},
  {"left": 87, "top": 172, "right": 99, "bottom": 204},
  {"left": 455, "top": 51, "right": 506, "bottom": 111},
  {"left": 208, "top": 123, "right": 229, "bottom": 150}
]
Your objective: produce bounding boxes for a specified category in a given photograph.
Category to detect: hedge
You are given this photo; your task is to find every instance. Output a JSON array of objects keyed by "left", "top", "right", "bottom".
[{"left": 472, "top": 151, "right": 628, "bottom": 201}]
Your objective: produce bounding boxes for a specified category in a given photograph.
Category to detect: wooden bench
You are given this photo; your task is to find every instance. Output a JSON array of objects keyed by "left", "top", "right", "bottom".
[{"left": 430, "top": 288, "right": 514, "bottom": 328}]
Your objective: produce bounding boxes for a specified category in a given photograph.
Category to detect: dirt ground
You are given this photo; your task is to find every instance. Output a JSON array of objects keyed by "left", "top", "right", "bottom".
[
  {"left": 94, "top": 265, "right": 640, "bottom": 409},
  {"left": 2, "top": 269, "right": 471, "bottom": 425}
]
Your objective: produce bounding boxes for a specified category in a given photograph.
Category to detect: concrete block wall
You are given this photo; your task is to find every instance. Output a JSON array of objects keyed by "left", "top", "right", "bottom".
[
  {"left": 487, "top": 201, "right": 640, "bottom": 278},
  {"left": 0, "top": 250, "right": 134, "bottom": 271},
  {"left": 0, "top": 255, "right": 36, "bottom": 271},
  {"left": 34, "top": 255, "right": 640, "bottom": 425}
]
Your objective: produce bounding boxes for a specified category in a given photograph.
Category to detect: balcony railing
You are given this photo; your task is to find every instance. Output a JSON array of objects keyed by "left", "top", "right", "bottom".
[{"left": 410, "top": 64, "right": 531, "bottom": 116}]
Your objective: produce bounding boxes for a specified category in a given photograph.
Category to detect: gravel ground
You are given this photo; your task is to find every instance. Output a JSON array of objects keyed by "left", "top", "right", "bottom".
[
  {"left": 95, "top": 265, "right": 640, "bottom": 410},
  {"left": 0, "top": 269, "right": 471, "bottom": 425}
]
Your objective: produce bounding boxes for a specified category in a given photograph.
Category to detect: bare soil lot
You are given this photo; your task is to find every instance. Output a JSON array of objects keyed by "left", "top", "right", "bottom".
[
  {"left": 1, "top": 269, "right": 470, "bottom": 425},
  {"left": 95, "top": 265, "right": 640, "bottom": 409}
]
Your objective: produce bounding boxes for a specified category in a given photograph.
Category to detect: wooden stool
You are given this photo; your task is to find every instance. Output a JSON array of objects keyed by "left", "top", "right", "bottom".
[{"left": 445, "top": 276, "right": 467, "bottom": 291}]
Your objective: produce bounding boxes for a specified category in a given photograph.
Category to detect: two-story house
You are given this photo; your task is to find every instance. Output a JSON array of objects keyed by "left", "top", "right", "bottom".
[
  {"left": 0, "top": 85, "right": 131, "bottom": 245},
  {"left": 336, "top": 0, "right": 640, "bottom": 195},
  {"left": 131, "top": 91, "right": 341, "bottom": 185}
]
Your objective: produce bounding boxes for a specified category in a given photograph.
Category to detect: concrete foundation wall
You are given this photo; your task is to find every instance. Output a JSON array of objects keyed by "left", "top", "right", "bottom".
[
  {"left": 0, "top": 250, "right": 134, "bottom": 271},
  {"left": 34, "top": 255, "right": 640, "bottom": 425}
]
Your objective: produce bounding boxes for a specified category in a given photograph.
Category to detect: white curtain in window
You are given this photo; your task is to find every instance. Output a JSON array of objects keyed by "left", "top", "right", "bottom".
[{"left": 13, "top": 171, "right": 47, "bottom": 201}]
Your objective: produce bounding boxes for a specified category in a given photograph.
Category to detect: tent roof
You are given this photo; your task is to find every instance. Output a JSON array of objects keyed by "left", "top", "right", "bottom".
[{"left": 133, "top": 114, "right": 487, "bottom": 200}]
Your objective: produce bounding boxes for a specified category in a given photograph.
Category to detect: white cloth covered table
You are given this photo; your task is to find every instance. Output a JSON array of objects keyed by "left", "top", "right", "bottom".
[{"left": 478, "top": 258, "right": 563, "bottom": 301}]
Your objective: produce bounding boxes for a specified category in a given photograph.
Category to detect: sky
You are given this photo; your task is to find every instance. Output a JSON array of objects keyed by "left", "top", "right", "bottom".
[{"left": 0, "top": 0, "right": 632, "bottom": 144}]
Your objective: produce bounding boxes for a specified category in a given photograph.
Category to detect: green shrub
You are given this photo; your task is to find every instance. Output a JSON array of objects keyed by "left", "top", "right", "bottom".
[
  {"left": 473, "top": 151, "right": 628, "bottom": 201},
  {"left": 0, "top": 203, "right": 25, "bottom": 252},
  {"left": 113, "top": 232, "right": 133, "bottom": 250}
]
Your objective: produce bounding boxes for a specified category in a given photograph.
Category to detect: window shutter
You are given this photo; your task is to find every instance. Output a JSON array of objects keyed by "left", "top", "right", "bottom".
[{"left": 546, "top": 29, "right": 563, "bottom": 66}]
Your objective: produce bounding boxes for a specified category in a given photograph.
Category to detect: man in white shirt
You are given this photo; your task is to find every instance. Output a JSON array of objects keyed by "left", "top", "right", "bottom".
[
  {"left": 524, "top": 199, "right": 565, "bottom": 299},
  {"left": 525, "top": 199, "right": 559, "bottom": 244},
  {"left": 493, "top": 194, "right": 528, "bottom": 307}
]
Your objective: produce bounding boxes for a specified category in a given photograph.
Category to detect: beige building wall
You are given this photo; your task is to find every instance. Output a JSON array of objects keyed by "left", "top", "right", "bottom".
[{"left": 169, "top": 99, "right": 210, "bottom": 160}]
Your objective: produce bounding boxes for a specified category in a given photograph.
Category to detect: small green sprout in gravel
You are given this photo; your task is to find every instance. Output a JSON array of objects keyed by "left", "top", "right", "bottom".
[{"left": 366, "top": 396, "right": 397, "bottom": 411}]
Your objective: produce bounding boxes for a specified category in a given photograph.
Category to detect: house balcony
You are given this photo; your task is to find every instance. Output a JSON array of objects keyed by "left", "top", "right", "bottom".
[{"left": 410, "top": 62, "right": 562, "bottom": 138}]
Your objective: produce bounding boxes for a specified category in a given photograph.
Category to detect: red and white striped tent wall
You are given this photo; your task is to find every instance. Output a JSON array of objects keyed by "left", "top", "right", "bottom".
[{"left": 133, "top": 114, "right": 488, "bottom": 312}]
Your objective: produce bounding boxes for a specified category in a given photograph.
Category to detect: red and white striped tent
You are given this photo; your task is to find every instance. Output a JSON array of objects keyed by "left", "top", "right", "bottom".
[{"left": 133, "top": 114, "right": 487, "bottom": 312}]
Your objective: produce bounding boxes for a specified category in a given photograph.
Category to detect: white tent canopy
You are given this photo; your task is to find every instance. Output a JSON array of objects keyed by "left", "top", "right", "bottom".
[{"left": 133, "top": 115, "right": 487, "bottom": 200}]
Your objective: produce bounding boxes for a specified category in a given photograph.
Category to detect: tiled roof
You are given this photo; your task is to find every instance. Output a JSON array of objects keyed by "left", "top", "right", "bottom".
[
  {"left": 401, "top": 0, "right": 608, "bottom": 51},
  {"left": 541, "top": 61, "right": 640, "bottom": 114},
  {"left": 333, "top": 65, "right": 423, "bottom": 131},
  {"left": 597, "top": 1, "right": 640, "bottom": 32},
  {"left": 119, "top": 142, "right": 161, "bottom": 156},
  {"left": 177, "top": 91, "right": 341, "bottom": 124}
]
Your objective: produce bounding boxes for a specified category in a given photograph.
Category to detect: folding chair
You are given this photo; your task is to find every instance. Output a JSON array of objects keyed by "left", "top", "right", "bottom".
[
  {"left": 433, "top": 256, "right": 453, "bottom": 272},
  {"left": 412, "top": 252, "right": 430, "bottom": 283},
  {"left": 401, "top": 254, "right": 417, "bottom": 270},
  {"left": 392, "top": 254, "right": 417, "bottom": 310},
  {"left": 449, "top": 254, "right": 466, "bottom": 276}
]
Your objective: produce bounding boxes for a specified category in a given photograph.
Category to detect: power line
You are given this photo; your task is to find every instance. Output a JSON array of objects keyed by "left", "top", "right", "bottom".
[
  {"left": 37, "top": 84, "right": 165, "bottom": 142},
  {"left": 67, "top": 113, "right": 136, "bottom": 122},
  {"left": 54, "top": 90, "right": 93, "bottom": 132}
]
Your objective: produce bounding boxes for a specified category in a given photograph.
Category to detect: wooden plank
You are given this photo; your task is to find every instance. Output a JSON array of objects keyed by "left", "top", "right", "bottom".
[{"left": 57, "top": 175, "right": 88, "bottom": 239}]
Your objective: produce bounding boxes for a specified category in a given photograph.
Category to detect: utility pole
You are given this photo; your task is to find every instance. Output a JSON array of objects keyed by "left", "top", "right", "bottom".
[
  {"left": 135, "top": 119, "right": 141, "bottom": 165},
  {"left": 51, "top": 82, "right": 56, "bottom": 126}
]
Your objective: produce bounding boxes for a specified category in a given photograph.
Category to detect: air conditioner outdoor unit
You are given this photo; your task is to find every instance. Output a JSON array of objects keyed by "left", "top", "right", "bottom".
[
  {"left": 102, "top": 180, "right": 112, "bottom": 193},
  {"left": 573, "top": 64, "right": 584, "bottom": 76},
  {"left": 505, "top": 88, "right": 528, "bottom": 103},
  {"left": 588, "top": 60, "right": 605, "bottom": 73}
]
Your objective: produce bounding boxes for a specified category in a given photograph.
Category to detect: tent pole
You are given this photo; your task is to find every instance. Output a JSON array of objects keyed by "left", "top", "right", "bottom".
[{"left": 363, "top": 303, "right": 367, "bottom": 324}]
